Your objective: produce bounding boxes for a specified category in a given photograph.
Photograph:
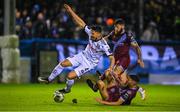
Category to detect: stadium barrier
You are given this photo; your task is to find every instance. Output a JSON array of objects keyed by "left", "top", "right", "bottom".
[
  {"left": 0, "top": 35, "right": 20, "bottom": 83},
  {"left": 1, "top": 48, "right": 20, "bottom": 70},
  {"left": 0, "top": 51, "right": 2, "bottom": 81},
  {"left": 0, "top": 35, "right": 19, "bottom": 48},
  {"left": 19, "top": 38, "right": 180, "bottom": 84},
  {"left": 19, "top": 57, "right": 31, "bottom": 83}
]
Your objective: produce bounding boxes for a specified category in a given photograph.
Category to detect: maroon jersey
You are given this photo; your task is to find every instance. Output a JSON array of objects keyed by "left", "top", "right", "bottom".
[
  {"left": 110, "top": 31, "right": 136, "bottom": 70},
  {"left": 106, "top": 85, "right": 138, "bottom": 105},
  {"left": 112, "top": 32, "right": 136, "bottom": 58},
  {"left": 120, "top": 87, "right": 138, "bottom": 105},
  {"left": 106, "top": 85, "right": 120, "bottom": 102}
]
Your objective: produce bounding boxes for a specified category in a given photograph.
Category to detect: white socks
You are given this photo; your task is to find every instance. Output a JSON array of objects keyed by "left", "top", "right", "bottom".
[
  {"left": 138, "top": 87, "right": 144, "bottom": 92},
  {"left": 48, "top": 63, "right": 75, "bottom": 92},
  {"left": 48, "top": 64, "right": 64, "bottom": 82},
  {"left": 65, "top": 79, "right": 75, "bottom": 92},
  {"left": 138, "top": 86, "right": 146, "bottom": 100}
]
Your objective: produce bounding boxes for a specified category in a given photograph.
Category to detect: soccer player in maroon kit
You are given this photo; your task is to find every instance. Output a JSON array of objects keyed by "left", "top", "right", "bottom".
[
  {"left": 87, "top": 71, "right": 140, "bottom": 106},
  {"left": 87, "top": 19, "right": 146, "bottom": 100},
  {"left": 95, "top": 74, "right": 139, "bottom": 106},
  {"left": 86, "top": 18, "right": 146, "bottom": 102},
  {"left": 105, "top": 18, "right": 144, "bottom": 86},
  {"left": 95, "top": 18, "right": 145, "bottom": 100}
]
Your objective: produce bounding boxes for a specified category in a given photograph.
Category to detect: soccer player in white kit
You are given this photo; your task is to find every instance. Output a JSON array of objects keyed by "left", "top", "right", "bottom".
[{"left": 38, "top": 4, "right": 115, "bottom": 93}]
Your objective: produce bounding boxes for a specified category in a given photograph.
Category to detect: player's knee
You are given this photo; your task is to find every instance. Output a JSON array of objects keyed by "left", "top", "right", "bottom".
[
  {"left": 67, "top": 74, "right": 73, "bottom": 80},
  {"left": 97, "top": 80, "right": 105, "bottom": 89},
  {"left": 67, "top": 72, "right": 77, "bottom": 80},
  {"left": 106, "top": 74, "right": 112, "bottom": 81},
  {"left": 60, "top": 60, "right": 70, "bottom": 67},
  {"left": 120, "top": 75, "right": 128, "bottom": 86},
  {"left": 104, "top": 70, "right": 109, "bottom": 76},
  {"left": 121, "top": 78, "right": 128, "bottom": 85},
  {"left": 60, "top": 61, "right": 66, "bottom": 67},
  {"left": 114, "top": 67, "right": 123, "bottom": 75}
]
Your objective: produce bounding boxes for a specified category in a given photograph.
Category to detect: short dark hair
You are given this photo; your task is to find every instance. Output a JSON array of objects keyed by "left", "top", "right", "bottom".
[
  {"left": 90, "top": 25, "right": 102, "bottom": 33},
  {"left": 129, "top": 75, "right": 140, "bottom": 82},
  {"left": 115, "top": 18, "right": 125, "bottom": 25}
]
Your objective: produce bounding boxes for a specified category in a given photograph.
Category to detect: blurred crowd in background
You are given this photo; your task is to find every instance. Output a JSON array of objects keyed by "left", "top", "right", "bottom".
[{"left": 15, "top": 0, "right": 180, "bottom": 41}]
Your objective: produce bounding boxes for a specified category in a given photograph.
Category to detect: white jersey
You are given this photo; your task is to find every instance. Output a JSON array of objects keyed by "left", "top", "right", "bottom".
[{"left": 82, "top": 25, "right": 112, "bottom": 65}]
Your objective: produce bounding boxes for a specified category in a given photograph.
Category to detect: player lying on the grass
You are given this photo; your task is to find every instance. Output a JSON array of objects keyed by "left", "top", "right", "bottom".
[
  {"left": 96, "top": 64, "right": 145, "bottom": 100},
  {"left": 87, "top": 71, "right": 140, "bottom": 106},
  {"left": 38, "top": 4, "right": 115, "bottom": 94}
]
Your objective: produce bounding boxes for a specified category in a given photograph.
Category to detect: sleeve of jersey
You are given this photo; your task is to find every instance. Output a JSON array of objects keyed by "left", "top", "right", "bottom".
[
  {"left": 102, "top": 42, "right": 113, "bottom": 56},
  {"left": 84, "top": 25, "right": 92, "bottom": 36},
  {"left": 127, "top": 32, "right": 136, "bottom": 43},
  {"left": 120, "top": 92, "right": 130, "bottom": 102},
  {"left": 130, "top": 36, "right": 137, "bottom": 43}
]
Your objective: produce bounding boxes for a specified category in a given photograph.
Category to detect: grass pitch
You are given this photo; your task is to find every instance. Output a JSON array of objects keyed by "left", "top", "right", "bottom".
[{"left": 0, "top": 83, "right": 180, "bottom": 111}]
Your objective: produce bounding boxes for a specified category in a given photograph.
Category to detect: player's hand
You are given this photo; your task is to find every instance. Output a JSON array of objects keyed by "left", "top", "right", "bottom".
[
  {"left": 106, "top": 67, "right": 113, "bottom": 72},
  {"left": 137, "top": 59, "right": 145, "bottom": 68},
  {"left": 105, "top": 67, "right": 112, "bottom": 76},
  {"left": 95, "top": 97, "right": 103, "bottom": 103},
  {"left": 64, "top": 4, "right": 71, "bottom": 11}
]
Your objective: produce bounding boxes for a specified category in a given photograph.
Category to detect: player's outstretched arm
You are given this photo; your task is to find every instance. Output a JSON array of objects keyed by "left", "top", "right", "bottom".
[
  {"left": 104, "top": 55, "right": 115, "bottom": 78},
  {"left": 131, "top": 42, "right": 144, "bottom": 68},
  {"left": 95, "top": 97, "right": 123, "bottom": 106},
  {"left": 64, "top": 4, "right": 86, "bottom": 29},
  {"left": 103, "top": 31, "right": 114, "bottom": 41},
  {"left": 106, "top": 55, "right": 115, "bottom": 72}
]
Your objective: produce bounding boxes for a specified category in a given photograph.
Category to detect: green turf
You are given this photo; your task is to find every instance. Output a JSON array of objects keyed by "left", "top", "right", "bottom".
[{"left": 0, "top": 83, "right": 180, "bottom": 111}]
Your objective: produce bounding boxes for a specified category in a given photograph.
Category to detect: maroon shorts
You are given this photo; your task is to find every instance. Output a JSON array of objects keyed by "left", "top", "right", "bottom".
[
  {"left": 115, "top": 56, "right": 130, "bottom": 71},
  {"left": 106, "top": 86, "right": 120, "bottom": 102}
]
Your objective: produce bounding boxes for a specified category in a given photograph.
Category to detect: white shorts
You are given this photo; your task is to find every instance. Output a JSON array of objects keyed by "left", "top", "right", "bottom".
[{"left": 67, "top": 52, "right": 96, "bottom": 78}]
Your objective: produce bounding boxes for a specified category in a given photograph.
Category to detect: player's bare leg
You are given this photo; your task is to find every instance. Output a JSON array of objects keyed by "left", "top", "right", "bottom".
[
  {"left": 86, "top": 79, "right": 99, "bottom": 92},
  {"left": 67, "top": 71, "right": 78, "bottom": 79},
  {"left": 86, "top": 71, "right": 103, "bottom": 92},
  {"left": 96, "top": 80, "right": 109, "bottom": 100},
  {"left": 107, "top": 63, "right": 145, "bottom": 100},
  {"left": 113, "top": 65, "right": 128, "bottom": 86},
  {"left": 38, "top": 59, "right": 72, "bottom": 83},
  {"left": 86, "top": 71, "right": 115, "bottom": 93}
]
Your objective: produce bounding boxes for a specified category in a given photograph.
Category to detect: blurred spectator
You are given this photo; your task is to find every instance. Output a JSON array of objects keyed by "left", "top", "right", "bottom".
[
  {"left": 144, "top": 0, "right": 178, "bottom": 41},
  {"left": 16, "top": 10, "right": 23, "bottom": 25},
  {"left": 20, "top": 17, "right": 33, "bottom": 39},
  {"left": 175, "top": 16, "right": 180, "bottom": 40},
  {"left": 32, "top": 12, "right": 48, "bottom": 37},
  {"left": 50, "top": 20, "right": 60, "bottom": 38},
  {"left": 15, "top": 0, "right": 179, "bottom": 41},
  {"left": 141, "top": 21, "right": 159, "bottom": 41},
  {"left": 174, "top": 3, "right": 180, "bottom": 40}
]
